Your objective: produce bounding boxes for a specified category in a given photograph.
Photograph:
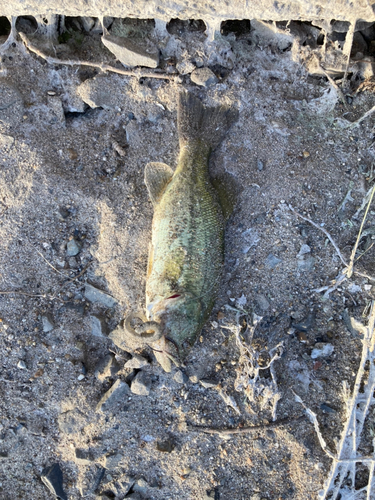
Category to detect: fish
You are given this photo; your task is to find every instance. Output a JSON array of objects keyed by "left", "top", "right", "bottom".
[{"left": 124, "top": 91, "right": 238, "bottom": 372}]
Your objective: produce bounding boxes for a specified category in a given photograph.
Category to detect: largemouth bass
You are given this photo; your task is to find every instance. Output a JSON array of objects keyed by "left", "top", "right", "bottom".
[{"left": 125, "top": 92, "right": 238, "bottom": 372}]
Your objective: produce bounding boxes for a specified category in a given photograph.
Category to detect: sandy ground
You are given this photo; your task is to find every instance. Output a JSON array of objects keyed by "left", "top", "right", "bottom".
[{"left": 0, "top": 19, "right": 375, "bottom": 500}]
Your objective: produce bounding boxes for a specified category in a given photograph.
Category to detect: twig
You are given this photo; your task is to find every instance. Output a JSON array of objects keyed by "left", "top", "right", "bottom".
[
  {"left": 36, "top": 250, "right": 67, "bottom": 277},
  {"left": 347, "top": 183, "right": 375, "bottom": 278},
  {"left": 288, "top": 205, "right": 348, "bottom": 267},
  {"left": 0, "top": 290, "right": 46, "bottom": 298},
  {"left": 188, "top": 416, "right": 305, "bottom": 435},
  {"left": 319, "top": 63, "right": 348, "bottom": 110},
  {"left": 19, "top": 32, "right": 175, "bottom": 81},
  {"left": 346, "top": 104, "right": 375, "bottom": 129}
]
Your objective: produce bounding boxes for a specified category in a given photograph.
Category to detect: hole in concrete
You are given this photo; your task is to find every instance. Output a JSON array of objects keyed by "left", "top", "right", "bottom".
[
  {"left": 166, "top": 19, "right": 206, "bottom": 36},
  {"left": 317, "top": 33, "right": 325, "bottom": 45},
  {"left": 109, "top": 18, "right": 155, "bottom": 38},
  {"left": 15, "top": 16, "right": 38, "bottom": 35},
  {"left": 221, "top": 19, "right": 251, "bottom": 38},
  {"left": 42, "top": 18, "right": 48, "bottom": 25},
  {"left": 0, "top": 17, "right": 10, "bottom": 37}
]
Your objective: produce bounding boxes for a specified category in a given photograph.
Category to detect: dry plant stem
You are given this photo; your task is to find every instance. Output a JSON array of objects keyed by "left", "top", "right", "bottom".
[
  {"left": 0, "top": 290, "right": 46, "bottom": 298},
  {"left": 347, "top": 104, "right": 375, "bottom": 128},
  {"left": 319, "top": 63, "right": 348, "bottom": 110},
  {"left": 288, "top": 205, "right": 348, "bottom": 266},
  {"left": 190, "top": 416, "right": 305, "bottom": 435},
  {"left": 318, "top": 301, "right": 375, "bottom": 499},
  {"left": 19, "top": 32, "right": 174, "bottom": 81},
  {"left": 347, "top": 183, "right": 375, "bottom": 278},
  {"left": 37, "top": 250, "right": 67, "bottom": 276}
]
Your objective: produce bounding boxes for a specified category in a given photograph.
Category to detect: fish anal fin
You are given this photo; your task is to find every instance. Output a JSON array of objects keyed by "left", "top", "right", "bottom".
[
  {"left": 144, "top": 162, "right": 174, "bottom": 206},
  {"left": 211, "top": 171, "right": 239, "bottom": 221}
]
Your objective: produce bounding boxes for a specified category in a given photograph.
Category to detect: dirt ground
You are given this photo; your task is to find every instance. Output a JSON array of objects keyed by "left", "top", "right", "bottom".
[{"left": 0, "top": 18, "right": 375, "bottom": 500}]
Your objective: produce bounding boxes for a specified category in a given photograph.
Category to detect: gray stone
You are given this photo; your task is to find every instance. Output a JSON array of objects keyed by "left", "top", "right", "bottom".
[
  {"left": 46, "top": 96, "right": 65, "bottom": 125},
  {"left": 96, "top": 379, "right": 130, "bottom": 412},
  {"left": 298, "top": 244, "right": 311, "bottom": 257},
  {"left": 257, "top": 159, "right": 264, "bottom": 171},
  {"left": 41, "top": 463, "right": 68, "bottom": 500},
  {"left": 0, "top": 81, "right": 24, "bottom": 133},
  {"left": 101, "top": 34, "right": 159, "bottom": 68},
  {"left": 42, "top": 313, "right": 55, "bottom": 333},
  {"left": 91, "top": 314, "right": 108, "bottom": 338},
  {"left": 311, "top": 343, "right": 334, "bottom": 359},
  {"left": 200, "top": 379, "right": 218, "bottom": 389},
  {"left": 255, "top": 294, "right": 270, "bottom": 312},
  {"left": 17, "top": 360, "right": 26, "bottom": 370},
  {"left": 189, "top": 374, "right": 199, "bottom": 384},
  {"left": 130, "top": 371, "right": 151, "bottom": 396},
  {"left": 191, "top": 67, "right": 218, "bottom": 87},
  {"left": 173, "top": 370, "right": 188, "bottom": 384},
  {"left": 265, "top": 253, "right": 282, "bottom": 269},
  {"left": 124, "top": 354, "right": 149, "bottom": 369},
  {"left": 297, "top": 255, "right": 315, "bottom": 272},
  {"left": 66, "top": 239, "right": 81, "bottom": 257},
  {"left": 74, "top": 448, "right": 95, "bottom": 466},
  {"left": 109, "top": 324, "right": 128, "bottom": 351},
  {"left": 94, "top": 354, "right": 119, "bottom": 381},
  {"left": 104, "top": 453, "right": 124, "bottom": 469},
  {"left": 77, "top": 74, "right": 128, "bottom": 110},
  {"left": 176, "top": 60, "right": 196, "bottom": 75},
  {"left": 84, "top": 284, "right": 117, "bottom": 308}
]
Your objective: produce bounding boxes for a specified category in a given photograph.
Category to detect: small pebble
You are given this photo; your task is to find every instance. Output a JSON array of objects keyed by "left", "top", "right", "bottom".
[
  {"left": 189, "top": 374, "right": 199, "bottom": 384},
  {"left": 303, "top": 151, "right": 310, "bottom": 158},
  {"left": 77, "top": 374, "right": 85, "bottom": 381},
  {"left": 156, "top": 438, "right": 175, "bottom": 453},
  {"left": 311, "top": 343, "right": 334, "bottom": 359},
  {"left": 131, "top": 371, "right": 151, "bottom": 396},
  {"left": 320, "top": 403, "right": 336, "bottom": 413},
  {"left": 42, "top": 314, "right": 55, "bottom": 333},
  {"left": 257, "top": 159, "right": 264, "bottom": 171},
  {"left": 17, "top": 360, "right": 26, "bottom": 370},
  {"left": 173, "top": 370, "right": 188, "bottom": 384},
  {"left": 41, "top": 463, "right": 68, "bottom": 500},
  {"left": 200, "top": 379, "right": 218, "bottom": 389},
  {"left": 190, "top": 67, "right": 218, "bottom": 87},
  {"left": 66, "top": 239, "right": 81, "bottom": 257},
  {"left": 296, "top": 331, "right": 308, "bottom": 343},
  {"left": 124, "top": 354, "right": 149, "bottom": 370}
]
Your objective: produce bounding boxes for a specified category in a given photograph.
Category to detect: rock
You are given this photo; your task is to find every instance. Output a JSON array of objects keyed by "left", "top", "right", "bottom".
[
  {"left": 133, "top": 477, "right": 149, "bottom": 494},
  {"left": 255, "top": 294, "right": 270, "bottom": 312},
  {"left": 296, "top": 331, "right": 308, "bottom": 343},
  {"left": 84, "top": 284, "right": 117, "bottom": 308},
  {"left": 41, "top": 463, "right": 68, "bottom": 500},
  {"left": 68, "top": 257, "right": 79, "bottom": 269},
  {"left": 191, "top": 67, "right": 218, "bottom": 87},
  {"left": 74, "top": 448, "right": 95, "bottom": 466},
  {"left": 200, "top": 379, "right": 218, "bottom": 389},
  {"left": 108, "top": 324, "right": 128, "bottom": 350},
  {"left": 189, "top": 374, "right": 199, "bottom": 384},
  {"left": 311, "top": 343, "right": 334, "bottom": 359},
  {"left": 173, "top": 370, "right": 188, "bottom": 384},
  {"left": 0, "top": 81, "right": 24, "bottom": 133},
  {"left": 297, "top": 255, "right": 315, "bottom": 272},
  {"left": 66, "top": 238, "right": 81, "bottom": 257},
  {"left": 265, "top": 253, "right": 282, "bottom": 269},
  {"left": 101, "top": 34, "right": 159, "bottom": 68},
  {"left": 320, "top": 403, "right": 336, "bottom": 413},
  {"left": 94, "top": 354, "right": 119, "bottom": 381},
  {"left": 46, "top": 96, "right": 65, "bottom": 125},
  {"left": 176, "top": 60, "right": 196, "bottom": 75},
  {"left": 292, "top": 312, "right": 315, "bottom": 332},
  {"left": 156, "top": 437, "right": 175, "bottom": 453},
  {"left": 91, "top": 314, "right": 108, "bottom": 338},
  {"left": 124, "top": 353, "right": 149, "bottom": 369},
  {"left": 297, "top": 244, "right": 311, "bottom": 257},
  {"left": 257, "top": 159, "right": 264, "bottom": 171},
  {"left": 131, "top": 371, "right": 151, "bottom": 396},
  {"left": 58, "top": 409, "right": 84, "bottom": 434},
  {"left": 96, "top": 379, "right": 130, "bottom": 412},
  {"left": 17, "top": 360, "right": 26, "bottom": 369},
  {"left": 42, "top": 313, "right": 55, "bottom": 333},
  {"left": 77, "top": 74, "right": 128, "bottom": 110},
  {"left": 104, "top": 453, "right": 124, "bottom": 469}
]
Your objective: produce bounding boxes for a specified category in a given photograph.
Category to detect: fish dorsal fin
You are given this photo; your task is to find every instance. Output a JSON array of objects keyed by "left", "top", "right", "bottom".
[
  {"left": 210, "top": 171, "right": 239, "bottom": 221},
  {"left": 144, "top": 162, "right": 174, "bottom": 206}
]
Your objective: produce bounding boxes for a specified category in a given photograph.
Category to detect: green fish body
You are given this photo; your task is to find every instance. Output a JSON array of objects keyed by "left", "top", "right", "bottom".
[{"left": 131, "top": 92, "right": 237, "bottom": 371}]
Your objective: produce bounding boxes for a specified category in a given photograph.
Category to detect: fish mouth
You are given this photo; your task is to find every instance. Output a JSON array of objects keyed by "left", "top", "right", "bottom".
[{"left": 124, "top": 311, "right": 163, "bottom": 343}]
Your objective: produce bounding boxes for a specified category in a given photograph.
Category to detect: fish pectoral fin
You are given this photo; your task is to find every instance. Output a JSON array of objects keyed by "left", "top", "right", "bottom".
[
  {"left": 211, "top": 171, "right": 239, "bottom": 221},
  {"left": 144, "top": 162, "right": 174, "bottom": 206}
]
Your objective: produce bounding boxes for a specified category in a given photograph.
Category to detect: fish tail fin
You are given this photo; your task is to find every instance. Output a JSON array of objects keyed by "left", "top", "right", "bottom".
[{"left": 178, "top": 91, "right": 238, "bottom": 150}]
